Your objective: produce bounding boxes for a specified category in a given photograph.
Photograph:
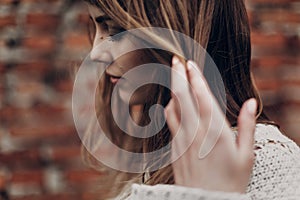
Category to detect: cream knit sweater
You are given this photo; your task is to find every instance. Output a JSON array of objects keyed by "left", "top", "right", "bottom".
[{"left": 119, "top": 124, "right": 300, "bottom": 200}]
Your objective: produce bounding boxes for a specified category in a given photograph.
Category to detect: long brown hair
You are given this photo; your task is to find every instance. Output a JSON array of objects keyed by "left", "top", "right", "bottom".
[{"left": 82, "top": 0, "right": 276, "bottom": 199}]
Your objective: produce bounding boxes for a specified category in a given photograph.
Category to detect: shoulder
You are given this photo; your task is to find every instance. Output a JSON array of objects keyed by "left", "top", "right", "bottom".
[
  {"left": 247, "top": 123, "right": 300, "bottom": 199},
  {"left": 253, "top": 123, "right": 300, "bottom": 155}
]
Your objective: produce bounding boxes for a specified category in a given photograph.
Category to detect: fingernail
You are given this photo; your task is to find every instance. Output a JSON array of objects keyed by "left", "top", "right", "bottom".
[
  {"left": 187, "top": 60, "right": 199, "bottom": 71},
  {"left": 187, "top": 60, "right": 203, "bottom": 75},
  {"left": 172, "top": 56, "right": 180, "bottom": 65},
  {"left": 187, "top": 61, "right": 193, "bottom": 70},
  {"left": 247, "top": 99, "right": 257, "bottom": 115}
]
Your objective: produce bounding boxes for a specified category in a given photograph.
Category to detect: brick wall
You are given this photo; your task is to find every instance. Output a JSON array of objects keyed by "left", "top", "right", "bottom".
[
  {"left": 246, "top": 0, "right": 300, "bottom": 144},
  {"left": 0, "top": 0, "right": 299, "bottom": 199},
  {"left": 0, "top": 0, "right": 101, "bottom": 199}
]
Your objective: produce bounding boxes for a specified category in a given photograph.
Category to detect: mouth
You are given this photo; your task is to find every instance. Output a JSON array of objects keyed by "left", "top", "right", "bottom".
[{"left": 106, "top": 72, "right": 123, "bottom": 84}]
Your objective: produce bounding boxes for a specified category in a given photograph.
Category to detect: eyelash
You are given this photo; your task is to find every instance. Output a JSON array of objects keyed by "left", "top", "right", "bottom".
[
  {"left": 107, "top": 35, "right": 122, "bottom": 42},
  {"left": 92, "top": 17, "right": 126, "bottom": 42},
  {"left": 107, "top": 28, "right": 126, "bottom": 42}
]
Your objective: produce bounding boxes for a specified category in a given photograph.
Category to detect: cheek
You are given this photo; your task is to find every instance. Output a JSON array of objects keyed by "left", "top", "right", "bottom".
[{"left": 115, "top": 50, "right": 154, "bottom": 71}]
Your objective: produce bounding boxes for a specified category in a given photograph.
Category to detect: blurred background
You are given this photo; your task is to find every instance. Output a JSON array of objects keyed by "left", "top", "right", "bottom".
[{"left": 0, "top": 0, "right": 299, "bottom": 199}]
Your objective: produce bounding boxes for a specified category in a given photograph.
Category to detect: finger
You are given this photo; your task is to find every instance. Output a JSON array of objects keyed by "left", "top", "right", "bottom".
[
  {"left": 165, "top": 100, "right": 189, "bottom": 164},
  {"left": 166, "top": 99, "right": 196, "bottom": 158},
  {"left": 171, "top": 56, "right": 191, "bottom": 101},
  {"left": 171, "top": 56, "right": 198, "bottom": 124},
  {"left": 237, "top": 98, "right": 257, "bottom": 160},
  {"left": 165, "top": 99, "right": 180, "bottom": 137},
  {"left": 187, "top": 60, "right": 233, "bottom": 159},
  {"left": 186, "top": 60, "right": 229, "bottom": 129},
  {"left": 186, "top": 60, "right": 213, "bottom": 118}
]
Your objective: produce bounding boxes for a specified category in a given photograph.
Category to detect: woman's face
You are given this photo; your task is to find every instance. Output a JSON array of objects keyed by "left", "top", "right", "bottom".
[{"left": 88, "top": 5, "right": 157, "bottom": 105}]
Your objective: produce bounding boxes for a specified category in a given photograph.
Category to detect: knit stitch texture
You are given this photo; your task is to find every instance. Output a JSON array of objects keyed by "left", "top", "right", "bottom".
[{"left": 117, "top": 124, "right": 300, "bottom": 200}]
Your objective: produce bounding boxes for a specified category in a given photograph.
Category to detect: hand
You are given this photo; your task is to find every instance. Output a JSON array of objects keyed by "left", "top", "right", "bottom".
[{"left": 165, "top": 56, "right": 257, "bottom": 193}]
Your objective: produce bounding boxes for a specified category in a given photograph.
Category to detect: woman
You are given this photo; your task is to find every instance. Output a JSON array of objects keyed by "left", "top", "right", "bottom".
[{"left": 79, "top": 0, "right": 300, "bottom": 199}]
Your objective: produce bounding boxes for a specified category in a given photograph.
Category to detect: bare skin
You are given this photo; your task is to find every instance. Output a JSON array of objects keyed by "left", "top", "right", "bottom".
[
  {"left": 165, "top": 56, "right": 257, "bottom": 193},
  {"left": 89, "top": 4, "right": 257, "bottom": 193}
]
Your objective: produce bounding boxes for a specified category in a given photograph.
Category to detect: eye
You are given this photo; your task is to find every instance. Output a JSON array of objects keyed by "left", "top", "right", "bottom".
[
  {"left": 94, "top": 16, "right": 126, "bottom": 42},
  {"left": 107, "top": 26, "right": 126, "bottom": 42},
  {"left": 95, "top": 18, "right": 109, "bottom": 32}
]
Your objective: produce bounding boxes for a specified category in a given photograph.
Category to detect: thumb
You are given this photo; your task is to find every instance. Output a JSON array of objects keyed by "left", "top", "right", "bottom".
[{"left": 237, "top": 98, "right": 257, "bottom": 159}]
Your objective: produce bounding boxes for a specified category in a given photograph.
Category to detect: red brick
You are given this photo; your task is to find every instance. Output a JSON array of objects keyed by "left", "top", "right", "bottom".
[
  {"left": 251, "top": 56, "right": 283, "bottom": 68},
  {"left": 0, "top": 15, "right": 16, "bottom": 28},
  {"left": 22, "top": 36, "right": 56, "bottom": 51},
  {"left": 64, "top": 34, "right": 90, "bottom": 49},
  {"left": 1, "top": 0, "right": 59, "bottom": 3},
  {"left": 282, "top": 80, "right": 300, "bottom": 86},
  {"left": 26, "top": 13, "right": 59, "bottom": 28},
  {"left": 11, "top": 195, "right": 76, "bottom": 200},
  {"left": 250, "top": 0, "right": 299, "bottom": 4},
  {"left": 11, "top": 170, "right": 43, "bottom": 184},
  {"left": 9, "top": 125, "right": 76, "bottom": 138},
  {"left": 54, "top": 81, "right": 73, "bottom": 92},
  {"left": 251, "top": 32, "right": 286, "bottom": 47},
  {"left": 259, "top": 12, "right": 300, "bottom": 24},
  {"left": 51, "top": 146, "right": 81, "bottom": 161},
  {"left": 0, "top": 62, "right": 5, "bottom": 73},
  {"left": 13, "top": 60, "right": 51, "bottom": 73},
  {"left": 254, "top": 79, "right": 281, "bottom": 90},
  {"left": 78, "top": 13, "right": 90, "bottom": 25},
  {"left": 65, "top": 169, "right": 103, "bottom": 183},
  {"left": 34, "top": 105, "right": 67, "bottom": 116},
  {"left": 0, "top": 150, "right": 40, "bottom": 167}
]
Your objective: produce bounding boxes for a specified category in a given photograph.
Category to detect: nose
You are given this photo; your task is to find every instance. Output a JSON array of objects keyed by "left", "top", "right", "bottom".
[
  {"left": 90, "top": 40, "right": 114, "bottom": 65},
  {"left": 90, "top": 48, "right": 113, "bottom": 65},
  {"left": 90, "top": 31, "right": 114, "bottom": 63}
]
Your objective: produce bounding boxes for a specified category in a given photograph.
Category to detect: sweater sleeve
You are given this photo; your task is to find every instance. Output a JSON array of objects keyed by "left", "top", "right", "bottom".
[
  {"left": 129, "top": 184, "right": 250, "bottom": 200},
  {"left": 246, "top": 124, "right": 300, "bottom": 199},
  {"left": 122, "top": 124, "right": 300, "bottom": 200}
]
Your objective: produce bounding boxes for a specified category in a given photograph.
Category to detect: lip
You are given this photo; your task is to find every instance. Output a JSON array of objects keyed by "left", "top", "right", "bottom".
[
  {"left": 110, "top": 76, "right": 121, "bottom": 84},
  {"left": 106, "top": 72, "right": 123, "bottom": 84}
]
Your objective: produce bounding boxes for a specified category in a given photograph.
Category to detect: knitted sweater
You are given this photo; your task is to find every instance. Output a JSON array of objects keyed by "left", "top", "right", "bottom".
[{"left": 119, "top": 124, "right": 300, "bottom": 200}]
